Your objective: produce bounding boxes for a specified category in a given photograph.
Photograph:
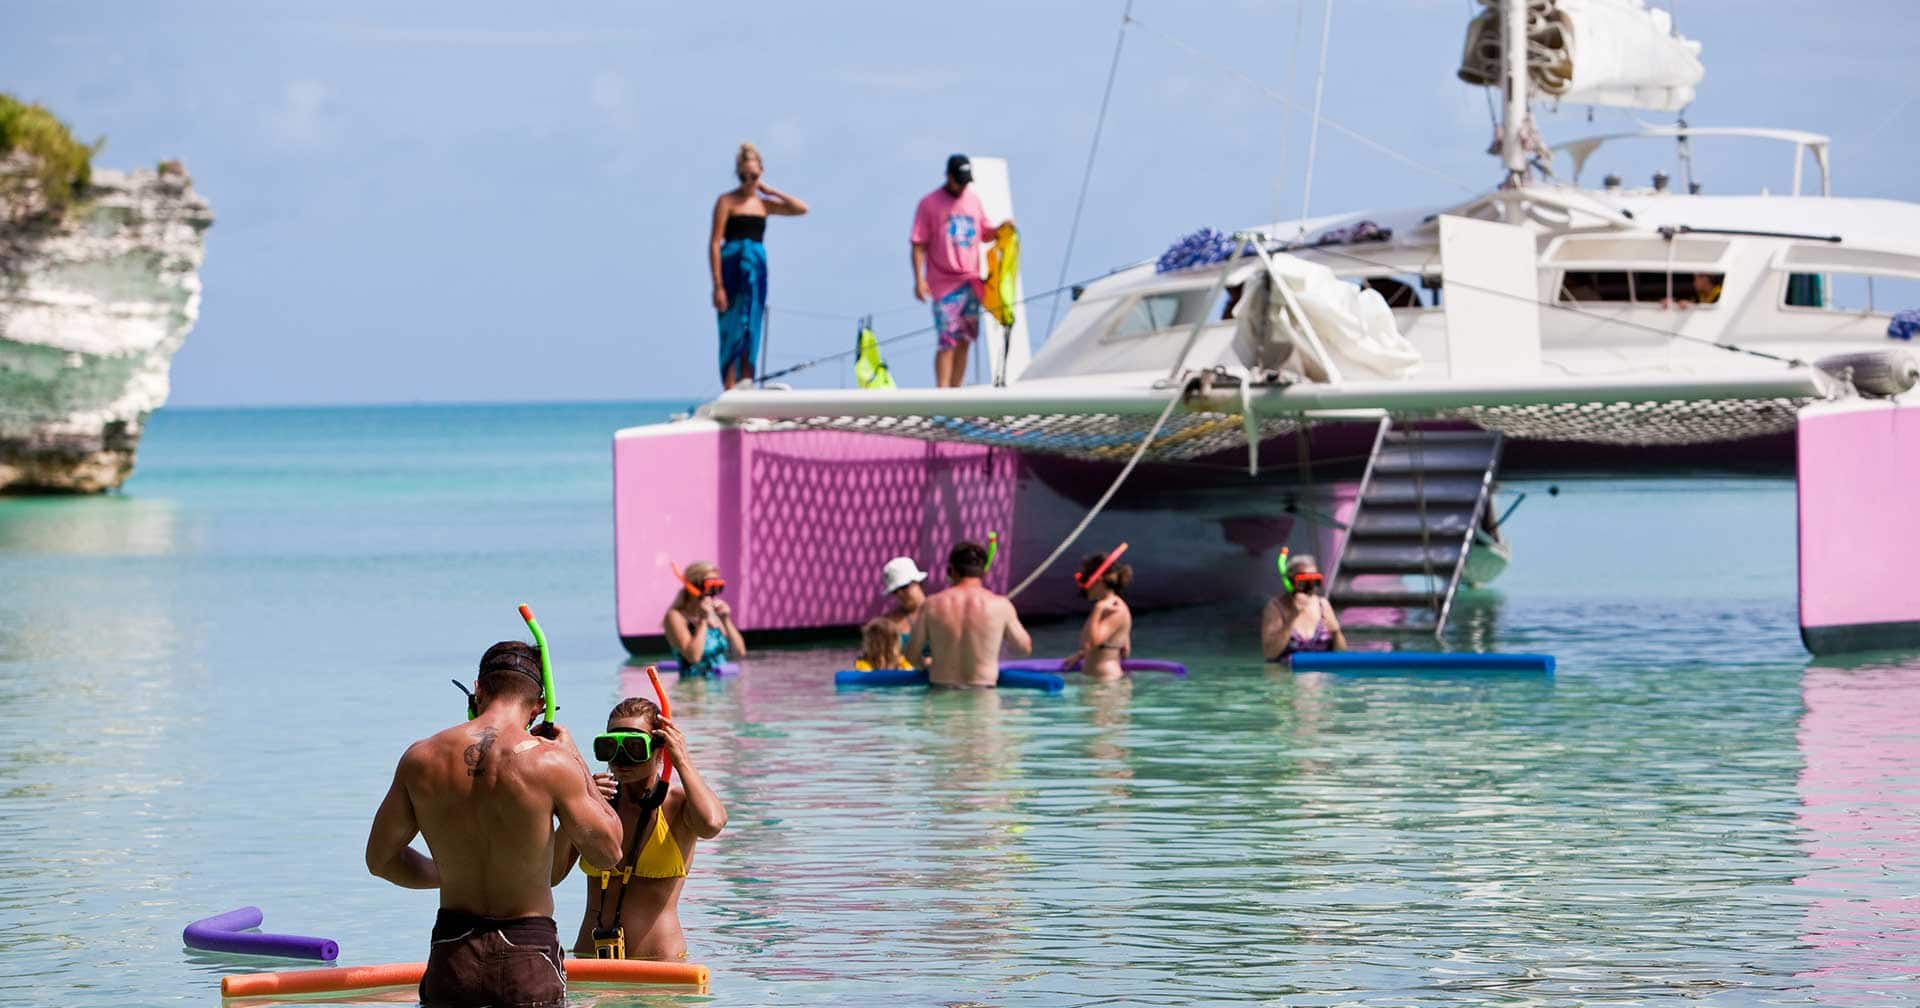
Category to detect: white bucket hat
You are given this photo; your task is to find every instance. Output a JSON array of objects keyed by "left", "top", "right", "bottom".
[{"left": 882, "top": 556, "right": 928, "bottom": 594}]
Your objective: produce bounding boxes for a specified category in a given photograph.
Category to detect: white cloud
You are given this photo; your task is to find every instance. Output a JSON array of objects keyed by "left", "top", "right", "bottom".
[
  {"left": 830, "top": 67, "right": 965, "bottom": 93},
  {"left": 589, "top": 69, "right": 636, "bottom": 132},
  {"left": 267, "top": 79, "right": 338, "bottom": 151},
  {"left": 764, "top": 118, "right": 809, "bottom": 164},
  {"left": 358, "top": 28, "right": 647, "bottom": 47}
]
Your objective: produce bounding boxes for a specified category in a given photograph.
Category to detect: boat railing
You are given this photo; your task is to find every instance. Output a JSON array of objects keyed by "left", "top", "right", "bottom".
[{"left": 1551, "top": 126, "right": 1831, "bottom": 196}]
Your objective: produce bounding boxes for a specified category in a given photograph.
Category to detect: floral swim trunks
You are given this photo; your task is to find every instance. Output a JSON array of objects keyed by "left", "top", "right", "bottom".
[{"left": 931, "top": 281, "right": 983, "bottom": 352}]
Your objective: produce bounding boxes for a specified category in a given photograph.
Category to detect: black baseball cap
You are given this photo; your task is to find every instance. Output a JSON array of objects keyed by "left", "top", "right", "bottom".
[{"left": 946, "top": 154, "right": 972, "bottom": 184}]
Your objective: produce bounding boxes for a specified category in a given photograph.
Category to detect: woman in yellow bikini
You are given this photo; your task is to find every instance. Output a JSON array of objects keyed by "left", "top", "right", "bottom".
[{"left": 553, "top": 697, "right": 727, "bottom": 960}]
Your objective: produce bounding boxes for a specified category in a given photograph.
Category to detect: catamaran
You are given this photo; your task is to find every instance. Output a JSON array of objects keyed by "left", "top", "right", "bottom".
[{"left": 613, "top": 0, "right": 1920, "bottom": 653}]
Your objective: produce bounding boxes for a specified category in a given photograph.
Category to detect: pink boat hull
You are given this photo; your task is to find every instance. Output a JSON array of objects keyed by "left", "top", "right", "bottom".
[{"left": 612, "top": 420, "right": 1322, "bottom": 651}]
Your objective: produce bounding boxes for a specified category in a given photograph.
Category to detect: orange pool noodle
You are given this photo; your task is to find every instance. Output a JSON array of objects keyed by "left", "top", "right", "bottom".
[{"left": 220, "top": 958, "right": 710, "bottom": 998}]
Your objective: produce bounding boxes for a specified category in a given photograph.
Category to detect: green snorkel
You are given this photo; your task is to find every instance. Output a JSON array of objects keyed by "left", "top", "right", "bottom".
[
  {"left": 452, "top": 605, "right": 560, "bottom": 724},
  {"left": 518, "top": 603, "right": 559, "bottom": 728},
  {"left": 1277, "top": 547, "right": 1295, "bottom": 593},
  {"left": 985, "top": 531, "right": 999, "bottom": 572}
]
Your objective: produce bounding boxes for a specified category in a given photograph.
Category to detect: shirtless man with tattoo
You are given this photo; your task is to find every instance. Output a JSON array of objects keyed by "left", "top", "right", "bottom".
[{"left": 367, "top": 641, "right": 623, "bottom": 1008}]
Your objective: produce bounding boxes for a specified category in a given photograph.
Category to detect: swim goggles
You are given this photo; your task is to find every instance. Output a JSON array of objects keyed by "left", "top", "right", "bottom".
[
  {"left": 1290, "top": 571, "right": 1324, "bottom": 592},
  {"left": 593, "top": 730, "right": 660, "bottom": 765}
]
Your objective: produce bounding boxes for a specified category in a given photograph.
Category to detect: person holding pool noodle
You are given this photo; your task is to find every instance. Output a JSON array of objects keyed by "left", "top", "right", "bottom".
[
  {"left": 1062, "top": 546, "right": 1133, "bottom": 680},
  {"left": 367, "top": 612, "right": 622, "bottom": 1008},
  {"left": 554, "top": 677, "right": 727, "bottom": 961}
]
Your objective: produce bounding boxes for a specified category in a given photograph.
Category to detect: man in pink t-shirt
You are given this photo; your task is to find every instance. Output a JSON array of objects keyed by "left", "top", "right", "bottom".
[{"left": 911, "top": 154, "right": 1011, "bottom": 388}]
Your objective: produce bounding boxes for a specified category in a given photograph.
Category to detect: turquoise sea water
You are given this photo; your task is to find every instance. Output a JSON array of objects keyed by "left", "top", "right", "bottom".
[{"left": 3, "top": 402, "right": 1917, "bottom": 1007}]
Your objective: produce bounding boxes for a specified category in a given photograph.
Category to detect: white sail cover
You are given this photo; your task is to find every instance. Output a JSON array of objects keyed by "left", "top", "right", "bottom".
[
  {"left": 1460, "top": 0, "right": 1704, "bottom": 112},
  {"left": 1236, "top": 254, "right": 1423, "bottom": 382}
]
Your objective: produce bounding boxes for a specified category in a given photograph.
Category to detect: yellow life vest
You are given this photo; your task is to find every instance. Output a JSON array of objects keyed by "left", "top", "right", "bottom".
[
  {"left": 854, "top": 318, "right": 895, "bottom": 390},
  {"left": 982, "top": 223, "right": 1019, "bottom": 328}
]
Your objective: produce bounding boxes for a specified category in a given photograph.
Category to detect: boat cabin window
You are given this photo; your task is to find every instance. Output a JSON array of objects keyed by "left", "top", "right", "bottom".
[
  {"left": 1558, "top": 271, "right": 1725, "bottom": 306},
  {"left": 1783, "top": 272, "right": 1920, "bottom": 313},
  {"left": 1360, "top": 275, "right": 1427, "bottom": 309},
  {"left": 1104, "top": 290, "right": 1212, "bottom": 342}
]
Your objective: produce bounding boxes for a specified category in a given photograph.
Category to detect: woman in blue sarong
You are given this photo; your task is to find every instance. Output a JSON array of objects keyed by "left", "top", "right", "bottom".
[{"left": 709, "top": 143, "right": 808, "bottom": 389}]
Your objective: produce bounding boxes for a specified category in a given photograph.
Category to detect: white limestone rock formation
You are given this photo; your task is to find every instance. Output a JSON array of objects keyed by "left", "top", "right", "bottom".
[{"left": 0, "top": 161, "right": 212, "bottom": 492}]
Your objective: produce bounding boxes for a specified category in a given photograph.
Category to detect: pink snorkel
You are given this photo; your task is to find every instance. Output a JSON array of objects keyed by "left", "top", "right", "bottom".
[{"left": 1074, "top": 542, "right": 1129, "bottom": 590}]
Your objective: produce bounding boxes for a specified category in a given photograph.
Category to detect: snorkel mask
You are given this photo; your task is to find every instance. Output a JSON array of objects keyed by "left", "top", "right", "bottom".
[
  {"left": 670, "top": 561, "right": 726, "bottom": 598},
  {"left": 593, "top": 730, "right": 662, "bottom": 766},
  {"left": 1277, "top": 548, "right": 1323, "bottom": 594}
]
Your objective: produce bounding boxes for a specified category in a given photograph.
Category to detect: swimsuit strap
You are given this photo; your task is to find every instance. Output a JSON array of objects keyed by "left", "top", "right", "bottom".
[{"left": 595, "top": 781, "right": 670, "bottom": 930}]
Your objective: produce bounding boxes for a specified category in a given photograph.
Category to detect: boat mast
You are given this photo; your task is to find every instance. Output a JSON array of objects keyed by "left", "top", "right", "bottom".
[{"left": 1500, "top": 0, "right": 1530, "bottom": 187}]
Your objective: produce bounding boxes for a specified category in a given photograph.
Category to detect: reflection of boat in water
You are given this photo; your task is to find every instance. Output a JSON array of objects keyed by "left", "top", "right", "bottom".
[
  {"left": 1464, "top": 529, "right": 1510, "bottom": 589},
  {"left": 613, "top": 1, "right": 1919, "bottom": 649},
  {"left": 1795, "top": 659, "right": 1920, "bottom": 995}
]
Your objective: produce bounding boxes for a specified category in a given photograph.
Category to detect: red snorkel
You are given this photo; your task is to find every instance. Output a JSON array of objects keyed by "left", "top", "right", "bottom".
[
  {"left": 1074, "top": 542, "right": 1129, "bottom": 591},
  {"left": 644, "top": 664, "right": 673, "bottom": 787}
]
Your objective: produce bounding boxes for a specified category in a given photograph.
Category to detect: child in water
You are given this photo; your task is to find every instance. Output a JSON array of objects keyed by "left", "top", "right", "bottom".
[
  {"left": 1063, "top": 551, "right": 1132, "bottom": 680},
  {"left": 555, "top": 697, "right": 727, "bottom": 960},
  {"left": 854, "top": 617, "right": 913, "bottom": 671}
]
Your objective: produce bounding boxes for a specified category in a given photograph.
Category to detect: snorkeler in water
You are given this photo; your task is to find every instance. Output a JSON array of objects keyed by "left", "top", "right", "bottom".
[
  {"left": 554, "top": 697, "right": 726, "bottom": 961},
  {"left": 1262, "top": 553, "right": 1347, "bottom": 661},
  {"left": 1063, "top": 550, "right": 1133, "bottom": 680}
]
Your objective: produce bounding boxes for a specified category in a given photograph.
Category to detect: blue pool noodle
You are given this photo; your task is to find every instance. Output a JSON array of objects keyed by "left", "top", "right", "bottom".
[
  {"left": 183, "top": 906, "right": 339, "bottom": 961},
  {"left": 1288, "top": 651, "right": 1555, "bottom": 675},
  {"left": 834, "top": 668, "right": 1066, "bottom": 693}
]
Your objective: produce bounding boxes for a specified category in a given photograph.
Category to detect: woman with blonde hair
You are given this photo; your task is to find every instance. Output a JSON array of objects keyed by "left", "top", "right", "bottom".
[
  {"left": 663, "top": 561, "right": 747, "bottom": 676},
  {"left": 709, "top": 142, "right": 808, "bottom": 389}
]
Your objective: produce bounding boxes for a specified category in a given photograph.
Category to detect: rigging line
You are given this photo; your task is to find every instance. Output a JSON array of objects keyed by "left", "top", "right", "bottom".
[
  {"left": 1127, "top": 15, "right": 1479, "bottom": 194},
  {"left": 1306, "top": 243, "right": 1803, "bottom": 366},
  {"left": 1273, "top": 0, "right": 1309, "bottom": 223},
  {"left": 1007, "top": 389, "right": 1182, "bottom": 601},
  {"left": 758, "top": 278, "right": 1086, "bottom": 383},
  {"left": 1296, "top": 0, "right": 1336, "bottom": 233},
  {"left": 1046, "top": 0, "right": 1136, "bottom": 341}
]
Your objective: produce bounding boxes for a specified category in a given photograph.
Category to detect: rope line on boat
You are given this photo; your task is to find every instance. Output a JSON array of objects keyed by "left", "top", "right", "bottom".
[
  {"left": 1271, "top": 0, "right": 1309, "bottom": 224},
  {"left": 1046, "top": 0, "right": 1136, "bottom": 339},
  {"left": 1307, "top": 245, "right": 1805, "bottom": 367},
  {"left": 1006, "top": 390, "right": 1183, "bottom": 600},
  {"left": 1296, "top": 0, "right": 1338, "bottom": 232},
  {"left": 1126, "top": 15, "right": 1480, "bottom": 195}
]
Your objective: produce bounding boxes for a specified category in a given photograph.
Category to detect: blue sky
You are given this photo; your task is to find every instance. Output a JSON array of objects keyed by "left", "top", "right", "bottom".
[{"left": 9, "top": 1, "right": 1917, "bottom": 407}]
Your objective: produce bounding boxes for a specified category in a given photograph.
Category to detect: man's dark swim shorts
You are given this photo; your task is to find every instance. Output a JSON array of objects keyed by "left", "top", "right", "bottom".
[{"left": 419, "top": 910, "right": 565, "bottom": 1008}]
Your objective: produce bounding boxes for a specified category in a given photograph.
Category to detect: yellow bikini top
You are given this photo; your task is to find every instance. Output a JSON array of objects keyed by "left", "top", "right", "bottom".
[{"left": 580, "top": 789, "right": 686, "bottom": 883}]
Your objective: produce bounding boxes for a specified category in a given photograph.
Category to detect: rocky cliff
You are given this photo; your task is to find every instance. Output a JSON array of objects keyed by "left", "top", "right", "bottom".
[{"left": 0, "top": 162, "right": 212, "bottom": 492}]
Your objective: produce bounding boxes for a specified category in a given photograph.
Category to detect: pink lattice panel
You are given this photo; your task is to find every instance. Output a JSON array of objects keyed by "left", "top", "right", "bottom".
[{"left": 615, "top": 421, "right": 1016, "bottom": 641}]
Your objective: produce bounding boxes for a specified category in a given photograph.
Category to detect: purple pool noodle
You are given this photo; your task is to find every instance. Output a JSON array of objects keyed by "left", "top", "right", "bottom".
[
  {"left": 999, "top": 658, "right": 1188, "bottom": 677},
  {"left": 184, "top": 906, "right": 339, "bottom": 961}
]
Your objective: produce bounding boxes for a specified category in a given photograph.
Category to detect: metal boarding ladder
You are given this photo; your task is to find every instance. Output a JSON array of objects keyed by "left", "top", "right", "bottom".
[{"left": 1327, "top": 419, "right": 1504, "bottom": 638}]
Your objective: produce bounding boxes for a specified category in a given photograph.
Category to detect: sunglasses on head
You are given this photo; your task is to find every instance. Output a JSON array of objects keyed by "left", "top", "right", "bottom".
[{"left": 593, "top": 730, "right": 661, "bottom": 765}]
